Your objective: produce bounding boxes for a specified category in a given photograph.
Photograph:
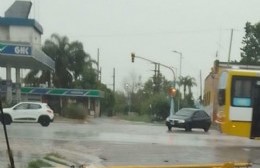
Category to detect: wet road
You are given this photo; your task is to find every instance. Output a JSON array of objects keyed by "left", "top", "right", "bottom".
[{"left": 0, "top": 117, "right": 260, "bottom": 167}]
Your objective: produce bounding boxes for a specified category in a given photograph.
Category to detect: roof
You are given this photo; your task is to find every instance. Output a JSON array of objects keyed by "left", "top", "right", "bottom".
[
  {"left": 0, "top": 41, "right": 55, "bottom": 71},
  {"left": 5, "top": 1, "right": 32, "bottom": 19},
  {"left": 21, "top": 87, "right": 105, "bottom": 98},
  {"left": 219, "top": 62, "right": 260, "bottom": 70},
  {"left": 0, "top": 17, "right": 43, "bottom": 34},
  {"left": 225, "top": 68, "right": 260, "bottom": 72},
  {"left": 222, "top": 68, "right": 260, "bottom": 76},
  {"left": 1, "top": 1, "right": 43, "bottom": 34}
]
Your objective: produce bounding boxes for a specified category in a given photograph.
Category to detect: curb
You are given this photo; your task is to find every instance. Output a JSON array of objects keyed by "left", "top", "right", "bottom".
[{"left": 42, "top": 156, "right": 77, "bottom": 167}]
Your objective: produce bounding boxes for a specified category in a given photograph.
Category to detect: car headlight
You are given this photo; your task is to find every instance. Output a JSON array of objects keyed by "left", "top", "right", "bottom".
[
  {"left": 178, "top": 120, "right": 185, "bottom": 123},
  {"left": 166, "top": 117, "right": 170, "bottom": 122}
]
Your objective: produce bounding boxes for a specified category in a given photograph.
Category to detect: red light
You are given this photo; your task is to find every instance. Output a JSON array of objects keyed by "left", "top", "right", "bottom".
[{"left": 168, "top": 87, "right": 176, "bottom": 97}]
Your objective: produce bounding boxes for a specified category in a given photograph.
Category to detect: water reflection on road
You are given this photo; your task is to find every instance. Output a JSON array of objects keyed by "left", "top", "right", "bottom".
[{"left": 0, "top": 118, "right": 260, "bottom": 167}]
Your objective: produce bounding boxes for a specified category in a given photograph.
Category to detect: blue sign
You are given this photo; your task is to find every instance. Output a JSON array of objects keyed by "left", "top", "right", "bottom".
[
  {"left": 66, "top": 90, "right": 88, "bottom": 96},
  {"left": 0, "top": 43, "right": 32, "bottom": 56}
]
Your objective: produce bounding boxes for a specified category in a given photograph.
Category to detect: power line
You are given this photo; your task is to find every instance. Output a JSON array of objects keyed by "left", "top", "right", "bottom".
[{"left": 60, "top": 29, "right": 234, "bottom": 39}]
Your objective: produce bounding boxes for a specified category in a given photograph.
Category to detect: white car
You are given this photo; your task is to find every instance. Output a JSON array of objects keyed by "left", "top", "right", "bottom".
[{"left": 1, "top": 102, "right": 54, "bottom": 127}]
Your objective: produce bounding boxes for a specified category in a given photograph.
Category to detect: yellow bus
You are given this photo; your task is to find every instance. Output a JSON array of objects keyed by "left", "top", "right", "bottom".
[{"left": 217, "top": 68, "right": 260, "bottom": 139}]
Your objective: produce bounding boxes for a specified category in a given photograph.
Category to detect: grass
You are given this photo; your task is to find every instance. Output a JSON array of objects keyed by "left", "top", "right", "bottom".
[{"left": 27, "top": 159, "right": 52, "bottom": 168}]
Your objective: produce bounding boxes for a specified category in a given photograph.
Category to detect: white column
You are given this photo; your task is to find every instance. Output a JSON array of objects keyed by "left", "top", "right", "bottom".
[
  {"left": 16, "top": 68, "right": 21, "bottom": 103},
  {"left": 6, "top": 65, "right": 12, "bottom": 104}
]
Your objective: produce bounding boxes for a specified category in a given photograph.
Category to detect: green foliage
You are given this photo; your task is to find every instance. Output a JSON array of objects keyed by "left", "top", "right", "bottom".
[
  {"left": 98, "top": 83, "right": 115, "bottom": 116},
  {"left": 181, "top": 93, "right": 195, "bottom": 108},
  {"left": 114, "top": 74, "right": 197, "bottom": 122},
  {"left": 24, "top": 33, "right": 97, "bottom": 89},
  {"left": 63, "top": 103, "right": 87, "bottom": 119},
  {"left": 114, "top": 91, "right": 128, "bottom": 115},
  {"left": 27, "top": 159, "right": 51, "bottom": 168},
  {"left": 178, "top": 76, "right": 196, "bottom": 96},
  {"left": 140, "top": 93, "right": 170, "bottom": 121},
  {"left": 240, "top": 22, "right": 260, "bottom": 65}
]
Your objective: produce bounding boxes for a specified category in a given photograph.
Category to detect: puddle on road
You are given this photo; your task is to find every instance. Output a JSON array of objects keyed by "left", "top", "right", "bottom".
[{"left": 54, "top": 130, "right": 98, "bottom": 139}]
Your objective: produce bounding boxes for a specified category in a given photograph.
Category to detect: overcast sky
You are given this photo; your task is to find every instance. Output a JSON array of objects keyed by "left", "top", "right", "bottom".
[{"left": 1, "top": 0, "right": 260, "bottom": 97}]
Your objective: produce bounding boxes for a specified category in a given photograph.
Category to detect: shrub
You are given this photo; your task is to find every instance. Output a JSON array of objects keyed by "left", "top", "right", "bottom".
[
  {"left": 27, "top": 159, "right": 51, "bottom": 168},
  {"left": 140, "top": 93, "right": 170, "bottom": 121},
  {"left": 63, "top": 103, "right": 87, "bottom": 119}
]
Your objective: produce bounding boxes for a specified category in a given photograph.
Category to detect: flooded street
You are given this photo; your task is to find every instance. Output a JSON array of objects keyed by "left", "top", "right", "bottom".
[{"left": 1, "top": 118, "right": 260, "bottom": 167}]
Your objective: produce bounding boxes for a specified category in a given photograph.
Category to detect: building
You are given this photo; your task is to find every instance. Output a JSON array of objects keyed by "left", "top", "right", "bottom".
[
  {"left": 0, "top": 1, "right": 104, "bottom": 117},
  {"left": 0, "top": 1, "right": 54, "bottom": 103}
]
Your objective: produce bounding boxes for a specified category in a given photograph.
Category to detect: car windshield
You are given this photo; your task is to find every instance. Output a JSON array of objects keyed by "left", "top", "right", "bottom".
[
  {"left": 0, "top": 1, "right": 259, "bottom": 168},
  {"left": 175, "top": 109, "right": 195, "bottom": 117}
]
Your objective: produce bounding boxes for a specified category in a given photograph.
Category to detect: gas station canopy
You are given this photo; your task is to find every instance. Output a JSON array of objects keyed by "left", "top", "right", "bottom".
[
  {"left": 0, "top": 41, "right": 55, "bottom": 71},
  {"left": 0, "top": 1, "right": 55, "bottom": 71}
]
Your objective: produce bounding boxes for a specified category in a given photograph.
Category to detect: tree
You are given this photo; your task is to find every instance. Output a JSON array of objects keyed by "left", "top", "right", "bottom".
[
  {"left": 178, "top": 76, "right": 197, "bottom": 108},
  {"left": 186, "top": 76, "right": 197, "bottom": 95},
  {"left": 43, "top": 34, "right": 73, "bottom": 88},
  {"left": 139, "top": 92, "right": 170, "bottom": 121},
  {"left": 178, "top": 76, "right": 187, "bottom": 96},
  {"left": 122, "top": 72, "right": 143, "bottom": 94},
  {"left": 240, "top": 22, "right": 260, "bottom": 65},
  {"left": 24, "top": 33, "right": 97, "bottom": 89},
  {"left": 114, "top": 91, "right": 128, "bottom": 115},
  {"left": 68, "top": 41, "right": 89, "bottom": 81},
  {"left": 23, "top": 69, "right": 40, "bottom": 87},
  {"left": 97, "top": 83, "right": 115, "bottom": 116}
]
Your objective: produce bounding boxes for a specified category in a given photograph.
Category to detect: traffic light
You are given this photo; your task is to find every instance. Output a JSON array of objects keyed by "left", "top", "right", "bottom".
[
  {"left": 131, "top": 53, "right": 135, "bottom": 63},
  {"left": 168, "top": 87, "right": 176, "bottom": 97}
]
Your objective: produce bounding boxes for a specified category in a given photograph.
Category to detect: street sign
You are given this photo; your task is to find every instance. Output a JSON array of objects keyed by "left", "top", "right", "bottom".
[{"left": 0, "top": 43, "right": 32, "bottom": 56}]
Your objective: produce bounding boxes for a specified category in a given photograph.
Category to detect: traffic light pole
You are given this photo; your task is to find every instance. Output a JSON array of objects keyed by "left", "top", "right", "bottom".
[
  {"left": 131, "top": 53, "right": 176, "bottom": 117},
  {"left": 131, "top": 53, "right": 176, "bottom": 86}
]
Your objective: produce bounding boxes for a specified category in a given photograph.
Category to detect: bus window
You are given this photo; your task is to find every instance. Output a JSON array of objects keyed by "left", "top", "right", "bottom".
[
  {"left": 231, "top": 77, "right": 252, "bottom": 107},
  {"left": 218, "top": 72, "right": 228, "bottom": 106},
  {"left": 218, "top": 89, "right": 225, "bottom": 106}
]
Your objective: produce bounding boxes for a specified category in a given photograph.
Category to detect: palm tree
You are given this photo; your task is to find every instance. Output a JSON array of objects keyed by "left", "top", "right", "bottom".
[
  {"left": 68, "top": 41, "right": 90, "bottom": 81},
  {"left": 178, "top": 76, "right": 197, "bottom": 96},
  {"left": 24, "top": 33, "right": 98, "bottom": 89},
  {"left": 178, "top": 76, "right": 187, "bottom": 96},
  {"left": 23, "top": 69, "right": 40, "bottom": 86},
  {"left": 186, "top": 76, "right": 197, "bottom": 95},
  {"left": 43, "top": 34, "right": 73, "bottom": 88}
]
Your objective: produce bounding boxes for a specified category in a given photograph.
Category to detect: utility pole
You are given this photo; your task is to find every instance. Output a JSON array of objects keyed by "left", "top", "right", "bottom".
[
  {"left": 99, "top": 67, "right": 102, "bottom": 82},
  {"left": 200, "top": 70, "right": 202, "bottom": 103},
  {"left": 172, "top": 50, "right": 183, "bottom": 110},
  {"left": 113, "top": 68, "right": 115, "bottom": 94},
  {"left": 153, "top": 63, "right": 162, "bottom": 92},
  {"left": 96, "top": 48, "right": 102, "bottom": 82},
  {"left": 227, "top": 29, "right": 234, "bottom": 67},
  {"left": 97, "top": 48, "right": 100, "bottom": 81}
]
